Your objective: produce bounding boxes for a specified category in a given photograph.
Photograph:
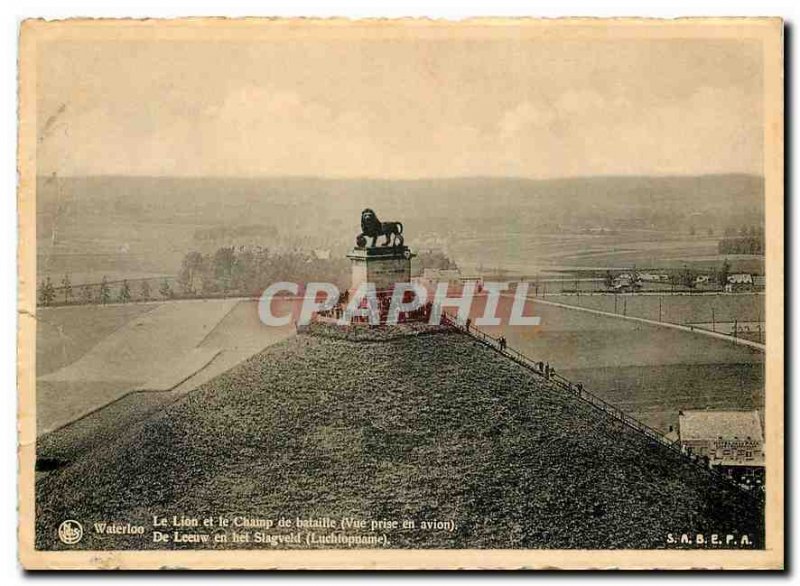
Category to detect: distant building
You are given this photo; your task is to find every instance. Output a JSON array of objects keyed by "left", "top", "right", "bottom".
[
  {"left": 678, "top": 410, "right": 764, "bottom": 489},
  {"left": 612, "top": 273, "right": 642, "bottom": 291},
  {"left": 639, "top": 273, "right": 668, "bottom": 283},
  {"left": 695, "top": 275, "right": 711, "bottom": 285},
  {"left": 727, "top": 273, "right": 753, "bottom": 284},
  {"left": 421, "top": 268, "right": 462, "bottom": 282},
  {"left": 725, "top": 273, "right": 754, "bottom": 292}
]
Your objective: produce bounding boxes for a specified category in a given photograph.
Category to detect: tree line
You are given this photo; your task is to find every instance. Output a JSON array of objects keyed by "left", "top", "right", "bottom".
[
  {"left": 718, "top": 225, "right": 765, "bottom": 255},
  {"left": 37, "top": 246, "right": 459, "bottom": 306},
  {"left": 176, "top": 246, "right": 350, "bottom": 297},
  {"left": 38, "top": 274, "right": 171, "bottom": 306},
  {"left": 175, "top": 246, "right": 457, "bottom": 297},
  {"left": 601, "top": 259, "right": 736, "bottom": 292}
]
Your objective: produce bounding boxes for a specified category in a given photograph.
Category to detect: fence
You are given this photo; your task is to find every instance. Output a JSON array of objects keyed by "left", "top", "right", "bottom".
[{"left": 440, "top": 312, "right": 762, "bottom": 501}]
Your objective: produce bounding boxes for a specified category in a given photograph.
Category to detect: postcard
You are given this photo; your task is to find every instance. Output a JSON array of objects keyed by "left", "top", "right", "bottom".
[{"left": 18, "top": 17, "right": 783, "bottom": 570}]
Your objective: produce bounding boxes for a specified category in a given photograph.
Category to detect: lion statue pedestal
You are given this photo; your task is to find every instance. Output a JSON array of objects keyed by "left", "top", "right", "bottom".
[{"left": 346, "top": 245, "right": 415, "bottom": 294}]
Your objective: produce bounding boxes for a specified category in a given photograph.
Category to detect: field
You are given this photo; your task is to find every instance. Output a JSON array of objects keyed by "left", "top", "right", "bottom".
[
  {"left": 35, "top": 293, "right": 765, "bottom": 436},
  {"left": 36, "top": 328, "right": 763, "bottom": 550},
  {"left": 36, "top": 174, "right": 764, "bottom": 285},
  {"left": 544, "top": 292, "right": 764, "bottom": 325},
  {"left": 37, "top": 303, "right": 158, "bottom": 376},
  {"left": 452, "top": 233, "right": 764, "bottom": 276},
  {"left": 558, "top": 363, "right": 763, "bottom": 433},
  {"left": 35, "top": 299, "right": 293, "bottom": 433},
  {"left": 481, "top": 298, "right": 764, "bottom": 433}
]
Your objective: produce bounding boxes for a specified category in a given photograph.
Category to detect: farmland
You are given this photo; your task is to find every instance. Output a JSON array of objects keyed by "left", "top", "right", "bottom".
[
  {"left": 544, "top": 292, "right": 764, "bottom": 325},
  {"left": 39, "top": 299, "right": 239, "bottom": 384},
  {"left": 36, "top": 174, "right": 764, "bottom": 286},
  {"left": 482, "top": 298, "right": 764, "bottom": 433},
  {"left": 452, "top": 232, "right": 764, "bottom": 276},
  {"left": 35, "top": 293, "right": 765, "bottom": 437},
  {"left": 35, "top": 299, "right": 293, "bottom": 434},
  {"left": 36, "top": 327, "right": 763, "bottom": 550},
  {"left": 37, "top": 303, "right": 157, "bottom": 376}
]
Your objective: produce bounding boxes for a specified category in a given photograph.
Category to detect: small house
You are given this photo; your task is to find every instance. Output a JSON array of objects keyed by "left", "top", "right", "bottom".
[
  {"left": 725, "top": 273, "right": 753, "bottom": 292},
  {"left": 678, "top": 410, "right": 764, "bottom": 489}
]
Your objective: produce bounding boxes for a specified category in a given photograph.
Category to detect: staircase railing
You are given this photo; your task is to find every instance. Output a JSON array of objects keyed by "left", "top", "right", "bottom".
[{"left": 440, "top": 312, "right": 762, "bottom": 501}]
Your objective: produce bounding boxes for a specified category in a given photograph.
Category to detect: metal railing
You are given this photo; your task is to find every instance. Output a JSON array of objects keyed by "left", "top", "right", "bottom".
[{"left": 440, "top": 313, "right": 762, "bottom": 501}]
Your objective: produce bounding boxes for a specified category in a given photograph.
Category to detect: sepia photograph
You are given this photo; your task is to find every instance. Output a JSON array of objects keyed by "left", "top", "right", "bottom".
[{"left": 16, "top": 17, "right": 783, "bottom": 570}]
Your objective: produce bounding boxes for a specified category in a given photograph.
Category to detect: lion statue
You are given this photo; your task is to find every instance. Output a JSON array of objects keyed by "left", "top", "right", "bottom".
[{"left": 358, "top": 208, "right": 404, "bottom": 248}]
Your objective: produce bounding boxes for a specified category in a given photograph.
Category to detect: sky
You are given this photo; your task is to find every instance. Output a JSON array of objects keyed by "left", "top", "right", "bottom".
[{"left": 35, "top": 33, "right": 764, "bottom": 178}]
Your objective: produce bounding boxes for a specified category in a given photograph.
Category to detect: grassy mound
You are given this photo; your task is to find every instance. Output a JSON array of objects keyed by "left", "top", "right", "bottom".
[{"left": 36, "top": 329, "right": 763, "bottom": 550}]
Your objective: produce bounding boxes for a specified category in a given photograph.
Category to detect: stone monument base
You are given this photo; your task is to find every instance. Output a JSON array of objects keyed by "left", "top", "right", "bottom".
[{"left": 346, "top": 245, "right": 415, "bottom": 293}]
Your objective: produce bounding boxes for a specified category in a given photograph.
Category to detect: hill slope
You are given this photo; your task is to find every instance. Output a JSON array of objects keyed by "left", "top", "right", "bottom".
[{"left": 36, "top": 327, "right": 763, "bottom": 550}]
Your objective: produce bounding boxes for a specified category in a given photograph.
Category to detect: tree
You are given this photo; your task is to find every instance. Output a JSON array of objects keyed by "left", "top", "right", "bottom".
[
  {"left": 81, "top": 284, "right": 93, "bottom": 304},
  {"left": 604, "top": 270, "right": 615, "bottom": 290},
  {"left": 680, "top": 265, "right": 696, "bottom": 289},
  {"left": 118, "top": 280, "right": 132, "bottom": 303},
  {"left": 38, "top": 277, "right": 56, "bottom": 306},
  {"left": 630, "top": 267, "right": 642, "bottom": 291},
  {"left": 213, "top": 247, "right": 236, "bottom": 295},
  {"left": 99, "top": 276, "right": 111, "bottom": 304},
  {"left": 668, "top": 273, "right": 679, "bottom": 292},
  {"left": 159, "top": 278, "right": 172, "bottom": 299},
  {"left": 232, "top": 247, "right": 256, "bottom": 295},
  {"left": 178, "top": 251, "right": 205, "bottom": 295},
  {"left": 61, "top": 273, "right": 72, "bottom": 304},
  {"left": 140, "top": 280, "right": 151, "bottom": 301},
  {"left": 717, "top": 258, "right": 731, "bottom": 288}
]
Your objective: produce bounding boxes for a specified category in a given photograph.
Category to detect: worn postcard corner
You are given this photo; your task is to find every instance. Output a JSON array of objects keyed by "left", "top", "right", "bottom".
[{"left": 17, "top": 16, "right": 783, "bottom": 571}]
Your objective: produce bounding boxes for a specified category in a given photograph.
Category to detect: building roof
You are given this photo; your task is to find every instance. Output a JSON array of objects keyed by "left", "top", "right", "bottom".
[{"left": 679, "top": 410, "right": 763, "bottom": 442}]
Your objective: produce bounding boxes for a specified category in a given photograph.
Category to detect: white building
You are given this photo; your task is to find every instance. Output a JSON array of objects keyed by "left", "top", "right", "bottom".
[
  {"left": 727, "top": 273, "right": 753, "bottom": 285},
  {"left": 639, "top": 273, "right": 669, "bottom": 283},
  {"left": 695, "top": 275, "right": 710, "bottom": 285},
  {"left": 725, "top": 273, "right": 754, "bottom": 292},
  {"left": 678, "top": 410, "right": 764, "bottom": 489}
]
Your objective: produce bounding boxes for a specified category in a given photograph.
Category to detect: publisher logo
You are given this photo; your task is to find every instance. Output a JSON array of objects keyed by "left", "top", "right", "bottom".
[{"left": 58, "top": 520, "right": 83, "bottom": 544}]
